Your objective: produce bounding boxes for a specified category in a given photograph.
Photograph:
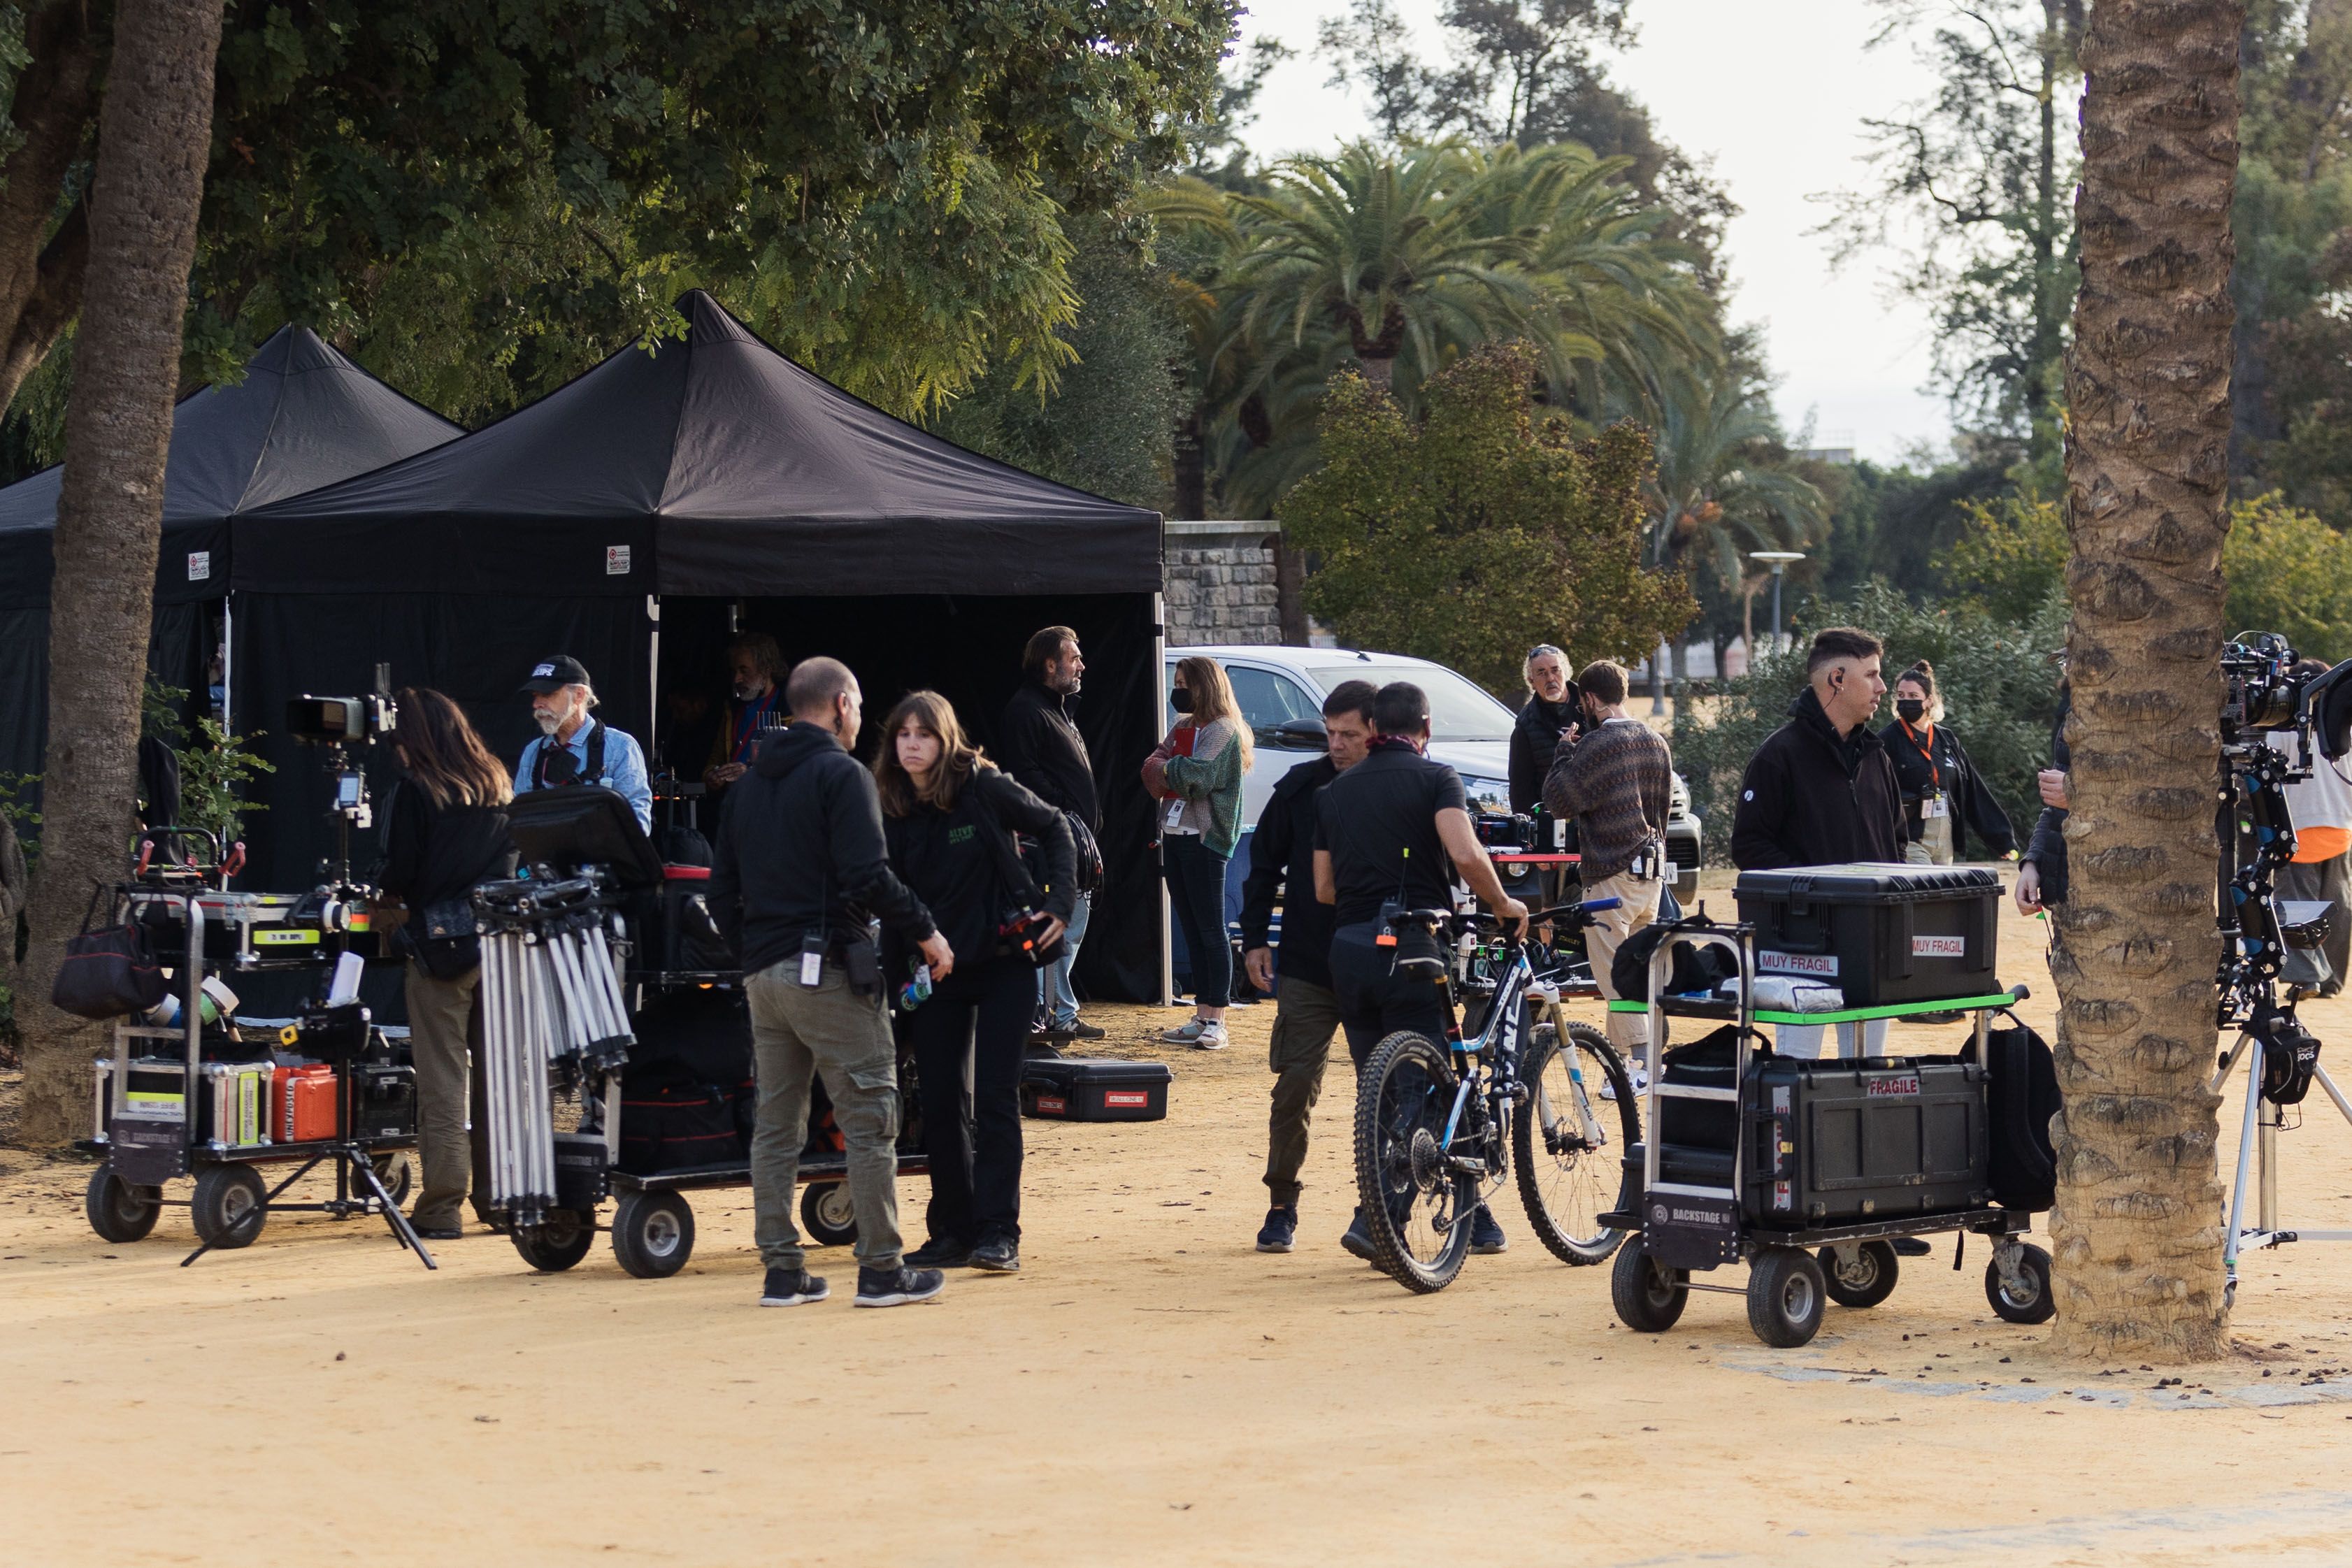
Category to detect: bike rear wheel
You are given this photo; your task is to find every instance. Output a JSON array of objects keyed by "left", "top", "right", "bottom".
[
  {"left": 1354, "top": 1029, "right": 1479, "bottom": 1293},
  {"left": 1514, "top": 1020, "right": 1637, "bottom": 1265}
]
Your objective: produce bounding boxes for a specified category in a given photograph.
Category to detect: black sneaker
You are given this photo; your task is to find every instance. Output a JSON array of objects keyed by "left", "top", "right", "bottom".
[
  {"left": 1340, "top": 1208, "right": 1377, "bottom": 1263},
  {"left": 1470, "top": 1205, "right": 1508, "bottom": 1255},
  {"left": 905, "top": 1237, "right": 973, "bottom": 1269},
  {"left": 759, "top": 1267, "right": 829, "bottom": 1307},
  {"left": 1060, "top": 1019, "right": 1107, "bottom": 1041},
  {"left": 1256, "top": 1207, "right": 1298, "bottom": 1253},
  {"left": 971, "top": 1235, "right": 1021, "bottom": 1272},
  {"left": 855, "top": 1265, "right": 947, "bottom": 1307},
  {"left": 1891, "top": 1237, "right": 1934, "bottom": 1258}
]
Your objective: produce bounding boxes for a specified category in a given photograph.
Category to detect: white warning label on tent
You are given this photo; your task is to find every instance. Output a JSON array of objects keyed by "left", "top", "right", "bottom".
[
  {"left": 606, "top": 545, "right": 631, "bottom": 575},
  {"left": 187, "top": 550, "right": 210, "bottom": 581}
]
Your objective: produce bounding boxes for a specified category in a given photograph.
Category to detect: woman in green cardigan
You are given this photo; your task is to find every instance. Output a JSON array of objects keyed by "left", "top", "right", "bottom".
[{"left": 1143, "top": 655, "right": 1253, "bottom": 1049}]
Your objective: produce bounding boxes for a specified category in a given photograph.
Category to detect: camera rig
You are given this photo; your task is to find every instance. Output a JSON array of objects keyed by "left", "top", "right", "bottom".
[
  {"left": 2211, "top": 633, "right": 2352, "bottom": 1302},
  {"left": 287, "top": 662, "right": 399, "bottom": 891}
]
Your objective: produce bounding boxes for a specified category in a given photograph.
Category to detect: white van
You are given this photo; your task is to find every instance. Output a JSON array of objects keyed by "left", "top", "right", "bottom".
[{"left": 1164, "top": 644, "right": 1702, "bottom": 901}]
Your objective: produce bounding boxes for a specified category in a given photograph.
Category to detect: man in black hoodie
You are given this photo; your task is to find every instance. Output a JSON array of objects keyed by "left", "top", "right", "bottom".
[
  {"left": 710, "top": 656, "right": 954, "bottom": 1311},
  {"left": 1509, "top": 644, "right": 1580, "bottom": 819},
  {"left": 1001, "top": 626, "right": 1103, "bottom": 1040},
  {"left": 1731, "top": 626, "right": 1905, "bottom": 1063}
]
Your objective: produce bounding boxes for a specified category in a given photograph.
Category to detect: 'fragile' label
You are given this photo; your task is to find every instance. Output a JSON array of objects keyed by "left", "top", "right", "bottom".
[{"left": 1912, "top": 934, "right": 1965, "bottom": 958}]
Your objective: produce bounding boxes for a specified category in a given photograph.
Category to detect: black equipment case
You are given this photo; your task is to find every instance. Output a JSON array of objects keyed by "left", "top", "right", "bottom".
[
  {"left": 1747, "top": 1056, "right": 1992, "bottom": 1225},
  {"left": 1020, "top": 1057, "right": 1172, "bottom": 1122},
  {"left": 1734, "top": 863, "right": 2000, "bottom": 1007}
]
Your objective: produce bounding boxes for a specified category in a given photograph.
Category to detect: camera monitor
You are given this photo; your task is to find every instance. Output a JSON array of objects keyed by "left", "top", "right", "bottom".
[{"left": 506, "top": 785, "right": 664, "bottom": 891}]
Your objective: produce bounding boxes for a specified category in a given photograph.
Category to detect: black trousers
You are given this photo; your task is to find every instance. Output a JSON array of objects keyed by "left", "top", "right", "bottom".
[
  {"left": 908, "top": 957, "right": 1034, "bottom": 1245},
  {"left": 1328, "top": 920, "right": 1454, "bottom": 1063}
]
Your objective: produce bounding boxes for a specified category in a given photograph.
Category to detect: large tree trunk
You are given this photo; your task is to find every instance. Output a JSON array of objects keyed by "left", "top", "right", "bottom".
[
  {"left": 15, "top": 0, "right": 224, "bottom": 1146},
  {"left": 2050, "top": 0, "right": 2244, "bottom": 1362}
]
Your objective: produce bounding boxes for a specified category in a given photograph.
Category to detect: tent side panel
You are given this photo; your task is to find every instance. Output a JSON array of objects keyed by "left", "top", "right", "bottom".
[{"left": 658, "top": 517, "right": 1161, "bottom": 598}]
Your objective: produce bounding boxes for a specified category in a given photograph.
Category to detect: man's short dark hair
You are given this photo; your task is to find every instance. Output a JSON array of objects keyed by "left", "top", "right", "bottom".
[
  {"left": 1372, "top": 681, "right": 1430, "bottom": 737},
  {"left": 1807, "top": 626, "right": 1883, "bottom": 675},
  {"left": 1575, "top": 660, "right": 1628, "bottom": 707},
  {"left": 1321, "top": 679, "right": 1378, "bottom": 725},
  {"left": 1023, "top": 625, "right": 1078, "bottom": 679},
  {"left": 786, "top": 656, "right": 857, "bottom": 717}
]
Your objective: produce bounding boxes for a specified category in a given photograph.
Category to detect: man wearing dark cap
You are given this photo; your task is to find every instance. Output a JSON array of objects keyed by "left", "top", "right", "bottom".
[{"left": 513, "top": 655, "right": 654, "bottom": 832}]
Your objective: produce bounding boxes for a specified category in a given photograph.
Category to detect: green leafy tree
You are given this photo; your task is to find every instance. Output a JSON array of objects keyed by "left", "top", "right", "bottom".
[
  {"left": 1943, "top": 489, "right": 2067, "bottom": 621},
  {"left": 1278, "top": 341, "right": 1692, "bottom": 693},
  {"left": 2222, "top": 493, "right": 2352, "bottom": 662}
]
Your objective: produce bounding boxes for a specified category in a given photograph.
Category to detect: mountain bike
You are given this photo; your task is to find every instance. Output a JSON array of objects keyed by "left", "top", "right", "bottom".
[{"left": 1352, "top": 898, "right": 1639, "bottom": 1293}]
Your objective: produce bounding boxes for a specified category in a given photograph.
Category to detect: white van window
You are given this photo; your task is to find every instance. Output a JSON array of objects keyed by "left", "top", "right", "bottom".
[{"left": 1307, "top": 665, "right": 1514, "bottom": 742}]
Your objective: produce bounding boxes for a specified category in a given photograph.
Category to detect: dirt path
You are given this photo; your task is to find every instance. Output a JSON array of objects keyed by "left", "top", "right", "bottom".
[{"left": 6, "top": 876, "right": 2352, "bottom": 1565}]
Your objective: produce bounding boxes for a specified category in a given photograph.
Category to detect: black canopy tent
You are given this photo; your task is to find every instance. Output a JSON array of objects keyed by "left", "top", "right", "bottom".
[
  {"left": 236, "top": 291, "right": 1168, "bottom": 1000},
  {"left": 0, "top": 325, "right": 461, "bottom": 795}
]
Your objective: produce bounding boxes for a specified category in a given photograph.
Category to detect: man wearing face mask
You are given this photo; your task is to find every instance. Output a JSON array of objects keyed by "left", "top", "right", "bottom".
[
  {"left": 513, "top": 656, "right": 654, "bottom": 833},
  {"left": 1732, "top": 627, "right": 1905, "bottom": 1062}
]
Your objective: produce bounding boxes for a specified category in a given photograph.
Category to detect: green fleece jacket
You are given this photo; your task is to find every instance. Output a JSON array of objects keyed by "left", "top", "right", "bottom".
[{"left": 1150, "top": 718, "right": 1247, "bottom": 857}]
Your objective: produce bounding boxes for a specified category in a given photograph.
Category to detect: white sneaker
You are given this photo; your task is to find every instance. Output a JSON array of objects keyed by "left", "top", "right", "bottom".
[
  {"left": 1161, "top": 1019, "right": 1209, "bottom": 1045},
  {"left": 1193, "top": 1021, "right": 1229, "bottom": 1051}
]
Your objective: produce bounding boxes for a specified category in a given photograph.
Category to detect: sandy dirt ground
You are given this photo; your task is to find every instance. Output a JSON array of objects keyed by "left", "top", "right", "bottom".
[{"left": 8, "top": 870, "right": 2352, "bottom": 1566}]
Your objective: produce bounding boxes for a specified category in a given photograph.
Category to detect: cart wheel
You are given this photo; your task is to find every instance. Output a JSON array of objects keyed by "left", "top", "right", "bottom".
[
  {"left": 510, "top": 1209, "right": 596, "bottom": 1272},
  {"left": 1610, "top": 1235, "right": 1689, "bottom": 1332},
  {"left": 612, "top": 1191, "right": 696, "bottom": 1279},
  {"left": 1985, "top": 1242, "right": 2056, "bottom": 1325},
  {"left": 800, "top": 1181, "right": 858, "bottom": 1248},
  {"left": 191, "top": 1165, "right": 268, "bottom": 1249},
  {"left": 1819, "top": 1240, "right": 1900, "bottom": 1310},
  {"left": 84, "top": 1163, "right": 162, "bottom": 1243},
  {"left": 369, "top": 1153, "right": 415, "bottom": 1209},
  {"left": 1747, "top": 1246, "right": 1827, "bottom": 1347}
]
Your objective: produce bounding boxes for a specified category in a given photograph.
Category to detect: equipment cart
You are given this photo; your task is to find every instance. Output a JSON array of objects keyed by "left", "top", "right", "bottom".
[
  {"left": 76, "top": 832, "right": 429, "bottom": 1269},
  {"left": 485, "top": 788, "right": 931, "bottom": 1280},
  {"left": 1603, "top": 916, "right": 2053, "bottom": 1348}
]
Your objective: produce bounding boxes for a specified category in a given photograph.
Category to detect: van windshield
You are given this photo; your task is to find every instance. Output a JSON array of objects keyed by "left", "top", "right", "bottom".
[{"left": 1307, "top": 666, "right": 1515, "bottom": 742}]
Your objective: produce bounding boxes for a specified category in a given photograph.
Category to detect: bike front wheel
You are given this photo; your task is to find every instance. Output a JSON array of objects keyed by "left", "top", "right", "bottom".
[
  {"left": 1515, "top": 1020, "right": 1637, "bottom": 1265},
  {"left": 1354, "top": 1030, "right": 1479, "bottom": 1293}
]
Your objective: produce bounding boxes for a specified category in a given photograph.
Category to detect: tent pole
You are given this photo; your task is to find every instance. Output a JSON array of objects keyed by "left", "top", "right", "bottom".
[
  {"left": 647, "top": 594, "right": 661, "bottom": 765},
  {"left": 1154, "top": 587, "right": 1173, "bottom": 1008},
  {"left": 220, "top": 593, "right": 233, "bottom": 736}
]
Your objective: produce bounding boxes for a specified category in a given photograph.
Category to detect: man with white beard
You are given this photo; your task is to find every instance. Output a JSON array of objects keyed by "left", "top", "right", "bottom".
[{"left": 512, "top": 654, "right": 654, "bottom": 832}]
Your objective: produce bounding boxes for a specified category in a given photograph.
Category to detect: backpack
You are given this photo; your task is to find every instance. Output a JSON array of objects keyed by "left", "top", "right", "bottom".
[{"left": 1972, "top": 1020, "right": 2060, "bottom": 1212}]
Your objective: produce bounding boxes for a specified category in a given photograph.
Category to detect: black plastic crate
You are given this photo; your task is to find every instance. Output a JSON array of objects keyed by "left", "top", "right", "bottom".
[
  {"left": 1020, "top": 1058, "right": 1171, "bottom": 1122},
  {"left": 351, "top": 1062, "right": 417, "bottom": 1141},
  {"left": 1747, "top": 1056, "right": 1991, "bottom": 1226},
  {"left": 1734, "top": 863, "right": 2000, "bottom": 1007}
]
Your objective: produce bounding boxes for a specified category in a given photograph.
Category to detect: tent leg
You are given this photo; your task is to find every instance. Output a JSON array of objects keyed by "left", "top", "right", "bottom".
[
  {"left": 1154, "top": 588, "right": 1173, "bottom": 1007},
  {"left": 647, "top": 594, "right": 661, "bottom": 765},
  {"left": 220, "top": 594, "right": 233, "bottom": 735}
]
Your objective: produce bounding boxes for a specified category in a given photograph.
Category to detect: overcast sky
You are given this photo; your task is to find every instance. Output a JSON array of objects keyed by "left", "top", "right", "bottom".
[{"left": 1231, "top": 0, "right": 1958, "bottom": 464}]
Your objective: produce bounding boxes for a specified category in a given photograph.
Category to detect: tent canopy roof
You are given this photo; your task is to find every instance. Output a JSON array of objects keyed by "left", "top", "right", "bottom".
[
  {"left": 238, "top": 290, "right": 1161, "bottom": 598},
  {"left": 0, "top": 324, "right": 460, "bottom": 535}
]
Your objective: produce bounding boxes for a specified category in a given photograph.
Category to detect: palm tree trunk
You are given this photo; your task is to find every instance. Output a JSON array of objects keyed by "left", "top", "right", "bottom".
[
  {"left": 2049, "top": 0, "right": 2244, "bottom": 1362},
  {"left": 15, "top": 0, "right": 225, "bottom": 1146}
]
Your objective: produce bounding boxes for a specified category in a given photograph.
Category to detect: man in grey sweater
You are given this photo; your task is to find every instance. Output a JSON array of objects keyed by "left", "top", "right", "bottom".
[{"left": 1543, "top": 660, "right": 1674, "bottom": 1053}]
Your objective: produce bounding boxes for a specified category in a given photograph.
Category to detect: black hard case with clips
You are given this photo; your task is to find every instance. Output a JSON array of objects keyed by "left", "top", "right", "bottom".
[
  {"left": 1020, "top": 1057, "right": 1172, "bottom": 1122},
  {"left": 1733, "top": 863, "right": 2000, "bottom": 1007},
  {"left": 1645, "top": 1033, "right": 1993, "bottom": 1228}
]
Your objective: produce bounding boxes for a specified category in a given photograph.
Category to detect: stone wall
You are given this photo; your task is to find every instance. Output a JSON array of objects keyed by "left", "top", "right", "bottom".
[{"left": 1164, "top": 522, "right": 1282, "bottom": 646}]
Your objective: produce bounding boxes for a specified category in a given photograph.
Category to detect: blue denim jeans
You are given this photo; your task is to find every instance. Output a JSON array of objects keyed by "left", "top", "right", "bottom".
[{"left": 1038, "top": 890, "right": 1093, "bottom": 1028}]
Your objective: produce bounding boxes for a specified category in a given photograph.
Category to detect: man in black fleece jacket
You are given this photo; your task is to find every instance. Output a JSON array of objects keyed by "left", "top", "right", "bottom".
[
  {"left": 710, "top": 657, "right": 952, "bottom": 1311},
  {"left": 1000, "top": 626, "right": 1101, "bottom": 1038},
  {"left": 1731, "top": 628, "right": 1905, "bottom": 1067}
]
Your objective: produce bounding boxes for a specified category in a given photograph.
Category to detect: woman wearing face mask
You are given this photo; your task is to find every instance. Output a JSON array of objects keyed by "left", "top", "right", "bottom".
[
  {"left": 1878, "top": 661, "right": 2016, "bottom": 865},
  {"left": 874, "top": 691, "right": 1073, "bottom": 1274},
  {"left": 1143, "top": 656, "right": 1254, "bottom": 1049}
]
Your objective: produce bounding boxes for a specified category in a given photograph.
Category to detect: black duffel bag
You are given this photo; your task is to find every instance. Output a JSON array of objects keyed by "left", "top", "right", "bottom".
[
  {"left": 1972, "top": 1019, "right": 2060, "bottom": 1212},
  {"left": 617, "top": 1058, "right": 745, "bottom": 1174},
  {"left": 51, "top": 886, "right": 166, "bottom": 1020},
  {"left": 1609, "top": 920, "right": 1739, "bottom": 1005}
]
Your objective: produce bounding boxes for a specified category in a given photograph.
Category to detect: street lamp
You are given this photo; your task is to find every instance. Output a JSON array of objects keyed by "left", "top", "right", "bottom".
[{"left": 1750, "top": 551, "right": 1806, "bottom": 654}]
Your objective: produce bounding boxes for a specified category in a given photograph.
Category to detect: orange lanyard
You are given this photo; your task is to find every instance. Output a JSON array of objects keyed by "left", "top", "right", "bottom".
[{"left": 1899, "top": 719, "right": 1941, "bottom": 794}]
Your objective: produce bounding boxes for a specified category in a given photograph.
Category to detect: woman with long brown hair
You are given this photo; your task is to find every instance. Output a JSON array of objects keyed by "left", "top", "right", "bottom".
[
  {"left": 379, "top": 688, "right": 516, "bottom": 1241},
  {"left": 1143, "top": 655, "right": 1253, "bottom": 1049},
  {"left": 874, "top": 690, "right": 1074, "bottom": 1274}
]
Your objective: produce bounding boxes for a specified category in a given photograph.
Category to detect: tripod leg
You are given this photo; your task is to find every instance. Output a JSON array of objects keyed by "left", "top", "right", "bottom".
[
  {"left": 349, "top": 1146, "right": 437, "bottom": 1270},
  {"left": 2223, "top": 1037, "right": 2263, "bottom": 1308},
  {"left": 2313, "top": 1060, "right": 2352, "bottom": 1128}
]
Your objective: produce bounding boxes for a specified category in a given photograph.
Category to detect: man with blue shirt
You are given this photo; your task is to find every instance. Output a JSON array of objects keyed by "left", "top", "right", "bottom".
[{"left": 512, "top": 655, "right": 654, "bottom": 832}]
